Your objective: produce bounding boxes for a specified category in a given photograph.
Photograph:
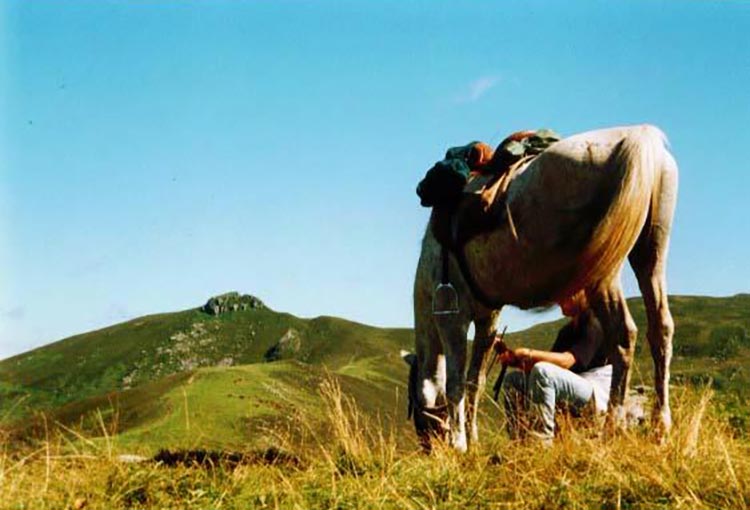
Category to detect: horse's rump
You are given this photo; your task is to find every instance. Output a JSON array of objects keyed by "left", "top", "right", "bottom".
[{"left": 462, "top": 125, "right": 667, "bottom": 307}]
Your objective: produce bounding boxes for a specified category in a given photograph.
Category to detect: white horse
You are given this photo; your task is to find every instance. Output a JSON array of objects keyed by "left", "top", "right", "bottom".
[{"left": 405, "top": 125, "right": 678, "bottom": 451}]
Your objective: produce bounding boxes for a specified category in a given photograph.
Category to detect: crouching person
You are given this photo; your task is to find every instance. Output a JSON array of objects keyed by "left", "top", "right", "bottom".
[{"left": 499, "top": 297, "right": 612, "bottom": 445}]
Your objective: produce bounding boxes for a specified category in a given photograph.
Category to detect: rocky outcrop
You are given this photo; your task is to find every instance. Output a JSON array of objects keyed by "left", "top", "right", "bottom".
[
  {"left": 121, "top": 321, "right": 227, "bottom": 387},
  {"left": 264, "top": 328, "right": 302, "bottom": 362},
  {"left": 202, "top": 292, "right": 266, "bottom": 316}
]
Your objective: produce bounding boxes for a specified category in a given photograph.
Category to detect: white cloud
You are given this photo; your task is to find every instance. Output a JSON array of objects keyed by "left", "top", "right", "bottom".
[
  {"left": 0, "top": 306, "right": 25, "bottom": 320},
  {"left": 457, "top": 75, "right": 500, "bottom": 103}
]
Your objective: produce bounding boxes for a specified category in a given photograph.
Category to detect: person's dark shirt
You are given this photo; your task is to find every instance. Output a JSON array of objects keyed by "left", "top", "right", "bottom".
[{"left": 550, "top": 311, "right": 609, "bottom": 373}]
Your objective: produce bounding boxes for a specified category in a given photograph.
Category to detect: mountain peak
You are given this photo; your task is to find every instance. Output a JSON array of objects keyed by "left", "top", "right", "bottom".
[{"left": 202, "top": 292, "right": 267, "bottom": 316}]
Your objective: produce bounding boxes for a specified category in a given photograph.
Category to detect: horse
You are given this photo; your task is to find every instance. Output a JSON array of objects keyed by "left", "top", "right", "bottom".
[{"left": 404, "top": 125, "right": 678, "bottom": 451}]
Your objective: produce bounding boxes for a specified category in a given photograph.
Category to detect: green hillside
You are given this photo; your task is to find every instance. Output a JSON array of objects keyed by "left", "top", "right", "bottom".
[
  {"left": 1, "top": 293, "right": 748, "bottom": 450},
  {"left": 0, "top": 293, "right": 412, "bottom": 425},
  {"left": 35, "top": 360, "right": 414, "bottom": 454}
]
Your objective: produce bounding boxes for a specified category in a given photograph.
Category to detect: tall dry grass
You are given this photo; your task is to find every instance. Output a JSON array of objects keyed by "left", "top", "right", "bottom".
[{"left": 1, "top": 381, "right": 748, "bottom": 509}]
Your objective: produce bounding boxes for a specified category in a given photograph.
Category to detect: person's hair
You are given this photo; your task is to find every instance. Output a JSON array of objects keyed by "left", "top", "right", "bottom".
[{"left": 560, "top": 291, "right": 589, "bottom": 317}]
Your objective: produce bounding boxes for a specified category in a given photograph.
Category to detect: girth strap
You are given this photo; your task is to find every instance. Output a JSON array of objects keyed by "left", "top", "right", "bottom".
[{"left": 450, "top": 243, "right": 505, "bottom": 311}]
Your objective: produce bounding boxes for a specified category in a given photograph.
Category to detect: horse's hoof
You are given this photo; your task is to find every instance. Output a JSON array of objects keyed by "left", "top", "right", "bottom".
[
  {"left": 451, "top": 434, "right": 468, "bottom": 453},
  {"left": 652, "top": 408, "right": 672, "bottom": 444}
]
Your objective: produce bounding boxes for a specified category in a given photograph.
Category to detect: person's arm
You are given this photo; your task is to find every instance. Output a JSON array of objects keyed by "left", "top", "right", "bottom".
[{"left": 500, "top": 347, "right": 575, "bottom": 372}]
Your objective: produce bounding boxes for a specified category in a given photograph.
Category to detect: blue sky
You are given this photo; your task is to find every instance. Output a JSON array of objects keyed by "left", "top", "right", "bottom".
[{"left": 1, "top": 0, "right": 749, "bottom": 359}]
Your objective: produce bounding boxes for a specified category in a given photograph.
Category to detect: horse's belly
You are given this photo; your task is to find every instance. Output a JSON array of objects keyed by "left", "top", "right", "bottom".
[{"left": 464, "top": 231, "right": 586, "bottom": 308}]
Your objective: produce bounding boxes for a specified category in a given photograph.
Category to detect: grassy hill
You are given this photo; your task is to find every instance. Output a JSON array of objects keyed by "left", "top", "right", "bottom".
[
  {"left": 40, "top": 360, "right": 414, "bottom": 454},
  {"left": 1, "top": 293, "right": 748, "bottom": 450},
  {"left": 0, "top": 294, "right": 412, "bottom": 417},
  {"left": 0, "top": 293, "right": 415, "bottom": 450}
]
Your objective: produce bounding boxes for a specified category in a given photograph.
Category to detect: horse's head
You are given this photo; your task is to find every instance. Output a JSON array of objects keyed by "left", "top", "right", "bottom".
[{"left": 401, "top": 350, "right": 448, "bottom": 452}]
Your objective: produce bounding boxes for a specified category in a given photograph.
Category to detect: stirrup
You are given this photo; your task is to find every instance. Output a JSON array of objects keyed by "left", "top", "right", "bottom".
[{"left": 432, "top": 283, "right": 459, "bottom": 315}]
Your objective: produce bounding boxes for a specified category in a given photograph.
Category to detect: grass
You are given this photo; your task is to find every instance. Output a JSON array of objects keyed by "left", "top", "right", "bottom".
[
  {"left": 1, "top": 293, "right": 749, "bottom": 508},
  {"left": 6, "top": 360, "right": 418, "bottom": 456},
  {"left": 1, "top": 379, "right": 748, "bottom": 510}
]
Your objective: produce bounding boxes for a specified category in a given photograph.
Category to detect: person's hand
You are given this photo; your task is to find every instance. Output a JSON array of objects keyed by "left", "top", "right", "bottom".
[
  {"left": 498, "top": 349, "right": 518, "bottom": 367},
  {"left": 500, "top": 347, "right": 535, "bottom": 371},
  {"left": 492, "top": 336, "right": 509, "bottom": 355},
  {"left": 514, "top": 347, "right": 535, "bottom": 371}
]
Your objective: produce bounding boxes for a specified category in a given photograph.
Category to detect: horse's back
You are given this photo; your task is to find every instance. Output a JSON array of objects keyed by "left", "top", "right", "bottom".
[
  {"left": 508, "top": 125, "right": 665, "bottom": 248},
  {"left": 480, "top": 125, "right": 669, "bottom": 305},
  {"left": 511, "top": 125, "right": 657, "bottom": 201}
]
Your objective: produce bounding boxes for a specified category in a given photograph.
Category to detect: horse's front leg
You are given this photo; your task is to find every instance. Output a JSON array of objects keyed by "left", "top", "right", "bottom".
[
  {"left": 435, "top": 315, "right": 470, "bottom": 452},
  {"left": 406, "top": 321, "right": 448, "bottom": 452},
  {"left": 465, "top": 314, "right": 500, "bottom": 446}
]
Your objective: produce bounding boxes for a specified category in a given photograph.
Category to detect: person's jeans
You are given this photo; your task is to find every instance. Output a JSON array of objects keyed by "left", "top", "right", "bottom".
[{"left": 502, "top": 361, "right": 600, "bottom": 443}]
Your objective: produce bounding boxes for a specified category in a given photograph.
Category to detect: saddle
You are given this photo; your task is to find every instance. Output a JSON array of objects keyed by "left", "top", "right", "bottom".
[
  {"left": 467, "top": 129, "right": 560, "bottom": 213},
  {"left": 418, "top": 129, "right": 561, "bottom": 310},
  {"left": 428, "top": 131, "right": 545, "bottom": 249}
]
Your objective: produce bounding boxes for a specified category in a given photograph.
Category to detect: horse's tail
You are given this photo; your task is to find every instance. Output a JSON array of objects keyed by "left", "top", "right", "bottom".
[{"left": 565, "top": 125, "right": 666, "bottom": 297}]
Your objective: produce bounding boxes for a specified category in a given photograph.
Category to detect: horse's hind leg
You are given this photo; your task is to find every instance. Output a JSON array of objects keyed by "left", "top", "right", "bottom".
[
  {"left": 630, "top": 249, "right": 674, "bottom": 437},
  {"left": 628, "top": 159, "right": 678, "bottom": 437},
  {"left": 590, "top": 277, "right": 639, "bottom": 428}
]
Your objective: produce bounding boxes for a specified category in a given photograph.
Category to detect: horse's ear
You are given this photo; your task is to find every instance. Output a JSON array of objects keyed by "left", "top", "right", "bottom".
[{"left": 400, "top": 350, "right": 417, "bottom": 367}]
